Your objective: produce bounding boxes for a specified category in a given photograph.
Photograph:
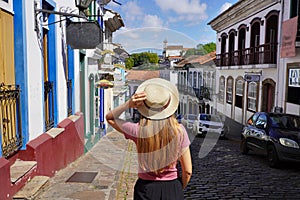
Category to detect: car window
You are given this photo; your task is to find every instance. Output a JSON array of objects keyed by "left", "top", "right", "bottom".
[
  {"left": 290, "top": 116, "right": 300, "bottom": 130},
  {"left": 270, "top": 115, "right": 285, "bottom": 128},
  {"left": 247, "top": 113, "right": 260, "bottom": 126},
  {"left": 270, "top": 114, "right": 300, "bottom": 130},
  {"left": 211, "top": 115, "right": 221, "bottom": 122},
  {"left": 255, "top": 114, "right": 267, "bottom": 129},
  {"left": 200, "top": 114, "right": 211, "bottom": 121},
  {"left": 188, "top": 115, "right": 197, "bottom": 120}
]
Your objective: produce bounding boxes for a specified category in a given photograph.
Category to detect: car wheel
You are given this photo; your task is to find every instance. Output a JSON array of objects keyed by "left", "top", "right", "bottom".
[
  {"left": 240, "top": 137, "right": 249, "bottom": 155},
  {"left": 267, "top": 145, "right": 279, "bottom": 168}
]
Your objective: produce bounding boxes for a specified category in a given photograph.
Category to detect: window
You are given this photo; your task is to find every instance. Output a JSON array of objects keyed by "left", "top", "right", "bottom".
[
  {"left": 287, "top": 66, "right": 300, "bottom": 105},
  {"left": 226, "top": 77, "right": 233, "bottom": 104},
  {"left": 290, "top": 0, "right": 300, "bottom": 18},
  {"left": 235, "top": 78, "right": 244, "bottom": 108},
  {"left": 207, "top": 73, "right": 211, "bottom": 89},
  {"left": 198, "top": 72, "right": 202, "bottom": 88},
  {"left": 248, "top": 82, "right": 258, "bottom": 111},
  {"left": 219, "top": 76, "right": 225, "bottom": 103},
  {"left": 212, "top": 72, "right": 216, "bottom": 90},
  {"left": 247, "top": 112, "right": 260, "bottom": 126},
  {"left": 193, "top": 72, "right": 197, "bottom": 88},
  {"left": 255, "top": 114, "right": 267, "bottom": 129}
]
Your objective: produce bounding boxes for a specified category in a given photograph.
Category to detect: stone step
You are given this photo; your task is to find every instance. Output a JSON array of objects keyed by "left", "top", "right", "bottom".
[
  {"left": 13, "top": 176, "right": 49, "bottom": 200},
  {"left": 10, "top": 160, "right": 37, "bottom": 183}
]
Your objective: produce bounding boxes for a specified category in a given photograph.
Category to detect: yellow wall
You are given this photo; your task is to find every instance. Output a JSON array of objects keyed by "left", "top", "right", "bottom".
[{"left": 0, "top": 9, "right": 15, "bottom": 84}]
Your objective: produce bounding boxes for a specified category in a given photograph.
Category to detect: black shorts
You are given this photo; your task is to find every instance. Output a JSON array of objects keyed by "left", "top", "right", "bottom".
[{"left": 134, "top": 178, "right": 184, "bottom": 200}]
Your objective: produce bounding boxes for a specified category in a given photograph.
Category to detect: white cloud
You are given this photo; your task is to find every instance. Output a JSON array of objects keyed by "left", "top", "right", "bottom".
[
  {"left": 154, "top": 0, "right": 208, "bottom": 24},
  {"left": 143, "top": 15, "right": 164, "bottom": 28},
  {"left": 219, "top": 2, "right": 232, "bottom": 14},
  {"left": 121, "top": 1, "right": 144, "bottom": 23}
]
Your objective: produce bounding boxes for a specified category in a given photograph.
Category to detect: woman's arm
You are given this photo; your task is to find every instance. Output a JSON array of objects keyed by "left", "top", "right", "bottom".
[
  {"left": 106, "top": 92, "right": 147, "bottom": 133},
  {"left": 179, "top": 147, "right": 192, "bottom": 189}
]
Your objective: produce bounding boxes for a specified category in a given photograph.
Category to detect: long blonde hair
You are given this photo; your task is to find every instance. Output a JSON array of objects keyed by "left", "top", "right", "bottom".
[{"left": 137, "top": 115, "right": 182, "bottom": 174}]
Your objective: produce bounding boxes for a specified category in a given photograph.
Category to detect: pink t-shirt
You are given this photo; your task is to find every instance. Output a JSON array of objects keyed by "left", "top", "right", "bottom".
[{"left": 121, "top": 122, "right": 190, "bottom": 181}]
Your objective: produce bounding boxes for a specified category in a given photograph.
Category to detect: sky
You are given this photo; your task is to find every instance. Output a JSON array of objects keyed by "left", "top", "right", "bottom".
[{"left": 105, "top": 0, "right": 239, "bottom": 54}]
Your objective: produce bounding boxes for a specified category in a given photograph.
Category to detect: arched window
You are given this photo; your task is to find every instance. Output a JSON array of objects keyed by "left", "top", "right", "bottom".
[
  {"left": 248, "top": 82, "right": 258, "bottom": 111},
  {"left": 219, "top": 76, "right": 225, "bottom": 104},
  {"left": 235, "top": 77, "right": 244, "bottom": 108},
  {"left": 226, "top": 77, "right": 233, "bottom": 104}
]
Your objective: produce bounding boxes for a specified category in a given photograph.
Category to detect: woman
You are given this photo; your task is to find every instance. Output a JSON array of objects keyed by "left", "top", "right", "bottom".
[{"left": 106, "top": 78, "right": 192, "bottom": 200}]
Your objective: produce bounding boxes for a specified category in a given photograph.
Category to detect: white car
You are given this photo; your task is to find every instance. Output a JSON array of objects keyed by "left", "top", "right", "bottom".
[
  {"left": 193, "top": 114, "right": 225, "bottom": 138},
  {"left": 181, "top": 114, "right": 198, "bottom": 130}
]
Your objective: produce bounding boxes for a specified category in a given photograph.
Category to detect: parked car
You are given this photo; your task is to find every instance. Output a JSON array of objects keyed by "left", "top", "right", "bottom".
[
  {"left": 193, "top": 114, "right": 225, "bottom": 138},
  {"left": 240, "top": 112, "right": 300, "bottom": 167},
  {"left": 181, "top": 114, "right": 198, "bottom": 130}
]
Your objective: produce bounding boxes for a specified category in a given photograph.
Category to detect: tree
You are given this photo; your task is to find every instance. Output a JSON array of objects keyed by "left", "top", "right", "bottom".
[
  {"left": 125, "top": 57, "right": 134, "bottom": 69},
  {"left": 202, "top": 42, "right": 216, "bottom": 53},
  {"left": 184, "top": 42, "right": 216, "bottom": 58},
  {"left": 125, "top": 52, "right": 159, "bottom": 69}
]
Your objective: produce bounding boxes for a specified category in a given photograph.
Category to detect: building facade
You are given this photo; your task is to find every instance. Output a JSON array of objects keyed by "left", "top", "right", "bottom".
[
  {"left": 0, "top": 0, "right": 85, "bottom": 199},
  {"left": 279, "top": 0, "right": 300, "bottom": 115},
  {"left": 209, "top": 0, "right": 282, "bottom": 124}
]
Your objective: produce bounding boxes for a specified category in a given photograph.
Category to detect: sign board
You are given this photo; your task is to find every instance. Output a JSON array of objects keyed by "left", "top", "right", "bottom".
[
  {"left": 281, "top": 16, "right": 298, "bottom": 58},
  {"left": 244, "top": 74, "right": 260, "bottom": 82},
  {"left": 288, "top": 68, "right": 300, "bottom": 87},
  {"left": 67, "top": 21, "right": 101, "bottom": 49}
]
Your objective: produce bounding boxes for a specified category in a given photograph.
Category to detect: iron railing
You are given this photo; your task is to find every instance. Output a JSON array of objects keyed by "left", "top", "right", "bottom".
[
  {"left": 67, "top": 79, "right": 73, "bottom": 116},
  {"left": 0, "top": 83, "right": 22, "bottom": 158},
  {"left": 215, "top": 43, "right": 277, "bottom": 67},
  {"left": 44, "top": 81, "right": 54, "bottom": 131}
]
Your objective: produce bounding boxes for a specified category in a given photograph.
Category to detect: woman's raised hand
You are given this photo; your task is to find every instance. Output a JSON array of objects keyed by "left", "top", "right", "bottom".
[{"left": 130, "top": 92, "right": 147, "bottom": 108}]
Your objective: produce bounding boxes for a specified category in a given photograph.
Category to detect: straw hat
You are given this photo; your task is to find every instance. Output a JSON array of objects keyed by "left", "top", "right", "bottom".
[{"left": 136, "top": 78, "right": 179, "bottom": 120}]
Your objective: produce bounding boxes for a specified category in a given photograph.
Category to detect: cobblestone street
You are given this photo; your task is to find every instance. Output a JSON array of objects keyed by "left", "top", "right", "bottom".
[{"left": 184, "top": 134, "right": 300, "bottom": 199}]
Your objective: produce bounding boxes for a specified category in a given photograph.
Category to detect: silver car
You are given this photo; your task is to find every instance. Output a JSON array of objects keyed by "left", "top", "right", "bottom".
[{"left": 193, "top": 114, "right": 225, "bottom": 138}]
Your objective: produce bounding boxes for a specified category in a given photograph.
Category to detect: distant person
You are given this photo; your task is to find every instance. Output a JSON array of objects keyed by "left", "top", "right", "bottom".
[{"left": 106, "top": 78, "right": 192, "bottom": 200}]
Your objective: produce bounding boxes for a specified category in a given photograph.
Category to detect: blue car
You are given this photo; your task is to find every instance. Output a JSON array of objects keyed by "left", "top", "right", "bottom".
[{"left": 241, "top": 112, "right": 300, "bottom": 167}]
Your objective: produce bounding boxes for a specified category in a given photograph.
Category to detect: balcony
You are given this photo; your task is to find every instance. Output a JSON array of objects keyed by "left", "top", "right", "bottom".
[
  {"left": 0, "top": 84, "right": 22, "bottom": 157},
  {"left": 215, "top": 43, "right": 277, "bottom": 67}
]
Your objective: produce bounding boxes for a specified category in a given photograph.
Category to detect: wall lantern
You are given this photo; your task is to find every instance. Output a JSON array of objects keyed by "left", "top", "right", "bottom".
[{"left": 75, "top": 0, "right": 94, "bottom": 10}]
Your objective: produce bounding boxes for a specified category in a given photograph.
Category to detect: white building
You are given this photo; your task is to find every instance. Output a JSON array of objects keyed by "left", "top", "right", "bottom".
[
  {"left": 208, "top": 0, "right": 282, "bottom": 124},
  {"left": 278, "top": 0, "right": 300, "bottom": 115}
]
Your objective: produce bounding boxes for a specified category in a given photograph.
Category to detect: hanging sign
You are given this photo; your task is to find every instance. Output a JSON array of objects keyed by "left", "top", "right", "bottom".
[
  {"left": 281, "top": 16, "right": 298, "bottom": 58},
  {"left": 66, "top": 21, "right": 101, "bottom": 49}
]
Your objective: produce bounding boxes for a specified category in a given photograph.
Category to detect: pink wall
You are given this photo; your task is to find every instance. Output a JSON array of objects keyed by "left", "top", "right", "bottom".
[{"left": 0, "top": 112, "right": 84, "bottom": 200}]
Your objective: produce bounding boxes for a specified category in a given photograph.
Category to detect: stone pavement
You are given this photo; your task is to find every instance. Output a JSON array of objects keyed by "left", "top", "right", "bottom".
[{"left": 34, "top": 131, "right": 138, "bottom": 200}]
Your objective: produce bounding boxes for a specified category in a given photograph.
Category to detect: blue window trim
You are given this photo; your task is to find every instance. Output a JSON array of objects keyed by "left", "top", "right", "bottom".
[
  {"left": 13, "top": 0, "right": 29, "bottom": 150},
  {"left": 47, "top": 10, "right": 58, "bottom": 127},
  {"left": 68, "top": 45, "right": 75, "bottom": 114}
]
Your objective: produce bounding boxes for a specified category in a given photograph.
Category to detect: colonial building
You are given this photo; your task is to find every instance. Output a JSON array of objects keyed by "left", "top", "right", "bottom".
[
  {"left": 175, "top": 52, "right": 217, "bottom": 116},
  {"left": 208, "top": 0, "right": 281, "bottom": 124},
  {"left": 0, "top": 0, "right": 125, "bottom": 199},
  {"left": 279, "top": 0, "right": 300, "bottom": 115}
]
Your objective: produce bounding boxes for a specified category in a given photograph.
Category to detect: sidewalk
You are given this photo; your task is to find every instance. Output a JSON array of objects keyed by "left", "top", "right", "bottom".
[{"left": 34, "top": 131, "right": 138, "bottom": 200}]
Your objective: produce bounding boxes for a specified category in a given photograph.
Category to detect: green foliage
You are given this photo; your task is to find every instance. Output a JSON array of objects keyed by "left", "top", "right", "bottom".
[
  {"left": 125, "top": 57, "right": 134, "bottom": 69},
  {"left": 202, "top": 42, "right": 216, "bottom": 53},
  {"left": 184, "top": 42, "right": 216, "bottom": 57},
  {"left": 125, "top": 52, "right": 159, "bottom": 69}
]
